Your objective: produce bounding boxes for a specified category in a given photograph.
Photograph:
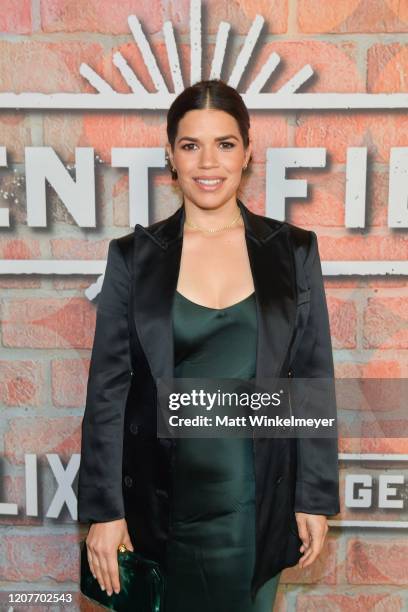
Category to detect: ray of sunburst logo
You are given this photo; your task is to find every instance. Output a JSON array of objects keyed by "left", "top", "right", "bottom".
[{"left": 0, "top": 0, "right": 407, "bottom": 110}]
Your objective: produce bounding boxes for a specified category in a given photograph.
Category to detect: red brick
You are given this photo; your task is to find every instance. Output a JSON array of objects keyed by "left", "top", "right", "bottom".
[
  {"left": 192, "top": 0, "right": 288, "bottom": 36},
  {"left": 338, "top": 437, "right": 361, "bottom": 454},
  {"left": 368, "top": 43, "right": 408, "bottom": 93},
  {"left": 339, "top": 435, "right": 404, "bottom": 454},
  {"left": 42, "top": 114, "right": 84, "bottom": 162},
  {"left": 335, "top": 360, "right": 402, "bottom": 378},
  {"left": 296, "top": 592, "right": 403, "bottom": 611},
  {"left": 332, "top": 368, "right": 403, "bottom": 415},
  {"left": 324, "top": 278, "right": 360, "bottom": 289},
  {"left": 295, "top": 113, "right": 408, "bottom": 164},
  {"left": 51, "top": 358, "right": 90, "bottom": 408},
  {"left": 0, "top": 236, "right": 42, "bottom": 288},
  {"left": 0, "top": 0, "right": 32, "bottom": 33},
  {"left": 50, "top": 238, "right": 110, "bottom": 259},
  {"left": 360, "top": 437, "right": 408, "bottom": 454},
  {"left": 369, "top": 170, "right": 395, "bottom": 228},
  {"left": 53, "top": 277, "right": 100, "bottom": 291},
  {"left": 80, "top": 592, "right": 111, "bottom": 611},
  {"left": 298, "top": 0, "right": 408, "bottom": 33},
  {"left": 0, "top": 41, "right": 104, "bottom": 93},
  {"left": 347, "top": 538, "right": 408, "bottom": 584},
  {"left": 241, "top": 39, "right": 362, "bottom": 95},
  {"left": 327, "top": 296, "right": 357, "bottom": 349},
  {"left": 113, "top": 174, "right": 131, "bottom": 227},
  {"left": 4, "top": 416, "right": 81, "bottom": 464},
  {"left": 41, "top": 0, "right": 164, "bottom": 34},
  {"left": 82, "top": 112, "right": 165, "bottom": 164},
  {"left": 227, "top": 164, "right": 268, "bottom": 217},
  {"left": 272, "top": 589, "right": 287, "bottom": 612},
  {"left": 0, "top": 277, "right": 42, "bottom": 290},
  {"left": 280, "top": 536, "right": 337, "bottom": 584},
  {"left": 288, "top": 170, "right": 344, "bottom": 228},
  {"left": 317, "top": 234, "right": 408, "bottom": 261},
  {"left": 247, "top": 115, "right": 288, "bottom": 165},
  {"left": 0, "top": 238, "right": 41, "bottom": 259},
  {"left": 2, "top": 297, "right": 96, "bottom": 349},
  {"left": 363, "top": 297, "right": 408, "bottom": 349},
  {"left": 362, "top": 419, "right": 408, "bottom": 439},
  {"left": 289, "top": 168, "right": 391, "bottom": 230},
  {"left": 43, "top": 0, "right": 287, "bottom": 36},
  {"left": 0, "top": 113, "right": 32, "bottom": 162},
  {"left": 0, "top": 360, "right": 45, "bottom": 407},
  {"left": 325, "top": 277, "right": 408, "bottom": 290},
  {"left": 366, "top": 277, "right": 408, "bottom": 289},
  {"left": 235, "top": 164, "right": 268, "bottom": 217},
  {"left": 0, "top": 534, "right": 80, "bottom": 581}
]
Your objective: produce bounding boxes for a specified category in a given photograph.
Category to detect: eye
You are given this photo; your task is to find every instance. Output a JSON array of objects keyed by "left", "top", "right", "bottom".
[{"left": 180, "top": 141, "right": 236, "bottom": 151}]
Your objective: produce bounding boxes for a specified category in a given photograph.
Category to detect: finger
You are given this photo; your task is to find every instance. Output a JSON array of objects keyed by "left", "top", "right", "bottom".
[
  {"left": 86, "top": 547, "right": 97, "bottom": 579},
  {"left": 124, "top": 534, "right": 134, "bottom": 552},
  {"left": 297, "top": 522, "right": 310, "bottom": 551},
  {"left": 300, "top": 538, "right": 321, "bottom": 568},
  {"left": 298, "top": 531, "right": 318, "bottom": 567},
  {"left": 298, "top": 546, "right": 313, "bottom": 567},
  {"left": 91, "top": 552, "right": 105, "bottom": 592},
  {"left": 99, "top": 554, "right": 114, "bottom": 596},
  {"left": 107, "top": 557, "right": 121, "bottom": 594},
  {"left": 298, "top": 540, "right": 313, "bottom": 565}
]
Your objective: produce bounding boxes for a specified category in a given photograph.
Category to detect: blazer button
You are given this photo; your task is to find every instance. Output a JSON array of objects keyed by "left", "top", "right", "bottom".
[
  {"left": 276, "top": 475, "right": 283, "bottom": 484},
  {"left": 130, "top": 423, "right": 139, "bottom": 435},
  {"left": 124, "top": 475, "right": 133, "bottom": 487}
]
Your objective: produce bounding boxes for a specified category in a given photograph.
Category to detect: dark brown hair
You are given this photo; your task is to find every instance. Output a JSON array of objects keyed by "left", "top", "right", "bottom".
[{"left": 166, "top": 79, "right": 251, "bottom": 180}]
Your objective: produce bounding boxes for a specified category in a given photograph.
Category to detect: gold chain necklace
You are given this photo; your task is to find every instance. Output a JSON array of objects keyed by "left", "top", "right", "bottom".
[{"left": 184, "top": 208, "right": 242, "bottom": 233}]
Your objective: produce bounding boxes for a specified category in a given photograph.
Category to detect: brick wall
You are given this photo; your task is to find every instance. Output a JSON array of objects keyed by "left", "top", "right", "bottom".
[{"left": 0, "top": 1, "right": 407, "bottom": 610}]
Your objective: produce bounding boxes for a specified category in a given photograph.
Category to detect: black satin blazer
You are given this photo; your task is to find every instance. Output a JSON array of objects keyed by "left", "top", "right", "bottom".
[{"left": 77, "top": 198, "right": 340, "bottom": 601}]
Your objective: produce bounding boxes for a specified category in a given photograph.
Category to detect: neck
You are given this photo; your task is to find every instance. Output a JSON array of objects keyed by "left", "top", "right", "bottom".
[{"left": 183, "top": 197, "right": 242, "bottom": 231}]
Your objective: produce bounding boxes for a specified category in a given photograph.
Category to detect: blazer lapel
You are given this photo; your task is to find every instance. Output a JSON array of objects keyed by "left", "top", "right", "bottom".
[{"left": 132, "top": 199, "right": 297, "bottom": 385}]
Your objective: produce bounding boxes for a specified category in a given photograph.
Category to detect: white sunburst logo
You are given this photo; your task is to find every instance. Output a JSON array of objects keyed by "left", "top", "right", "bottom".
[
  {"left": 0, "top": 0, "right": 407, "bottom": 283},
  {"left": 0, "top": 0, "right": 406, "bottom": 109}
]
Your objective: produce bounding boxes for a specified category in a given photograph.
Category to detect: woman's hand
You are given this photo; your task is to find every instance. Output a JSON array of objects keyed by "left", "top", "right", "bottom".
[
  {"left": 295, "top": 512, "right": 328, "bottom": 569},
  {"left": 85, "top": 518, "right": 134, "bottom": 596}
]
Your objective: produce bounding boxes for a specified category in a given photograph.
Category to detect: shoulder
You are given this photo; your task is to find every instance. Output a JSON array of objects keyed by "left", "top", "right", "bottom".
[{"left": 260, "top": 213, "right": 314, "bottom": 258}]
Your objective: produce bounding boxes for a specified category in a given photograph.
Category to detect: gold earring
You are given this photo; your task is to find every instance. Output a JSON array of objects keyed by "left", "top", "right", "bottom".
[{"left": 166, "top": 155, "right": 176, "bottom": 173}]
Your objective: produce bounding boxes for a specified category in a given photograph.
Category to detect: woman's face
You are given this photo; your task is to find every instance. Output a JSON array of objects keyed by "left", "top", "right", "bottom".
[{"left": 166, "top": 108, "right": 251, "bottom": 209}]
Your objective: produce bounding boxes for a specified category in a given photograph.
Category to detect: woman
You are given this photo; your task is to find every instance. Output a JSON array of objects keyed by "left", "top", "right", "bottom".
[{"left": 78, "top": 79, "right": 340, "bottom": 611}]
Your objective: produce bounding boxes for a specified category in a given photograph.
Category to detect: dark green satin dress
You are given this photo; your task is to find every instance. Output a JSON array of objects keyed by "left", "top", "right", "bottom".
[{"left": 164, "top": 290, "right": 281, "bottom": 612}]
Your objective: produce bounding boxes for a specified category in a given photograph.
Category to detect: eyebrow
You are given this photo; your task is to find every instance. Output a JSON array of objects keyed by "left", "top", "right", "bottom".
[{"left": 177, "top": 134, "right": 239, "bottom": 143}]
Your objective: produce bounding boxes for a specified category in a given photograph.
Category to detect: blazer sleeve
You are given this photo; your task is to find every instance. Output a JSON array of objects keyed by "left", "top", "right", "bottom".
[
  {"left": 291, "top": 231, "right": 340, "bottom": 516},
  {"left": 77, "top": 238, "right": 132, "bottom": 524}
]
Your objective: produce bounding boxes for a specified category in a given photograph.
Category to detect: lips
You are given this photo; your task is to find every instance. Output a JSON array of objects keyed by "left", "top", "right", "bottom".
[
  {"left": 193, "top": 177, "right": 226, "bottom": 191},
  {"left": 194, "top": 177, "right": 225, "bottom": 184}
]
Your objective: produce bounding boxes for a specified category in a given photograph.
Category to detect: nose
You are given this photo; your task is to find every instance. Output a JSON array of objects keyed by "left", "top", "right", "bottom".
[{"left": 198, "top": 146, "right": 219, "bottom": 168}]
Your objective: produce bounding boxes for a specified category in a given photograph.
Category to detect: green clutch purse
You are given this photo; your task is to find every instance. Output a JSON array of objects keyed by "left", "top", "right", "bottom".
[{"left": 79, "top": 539, "right": 164, "bottom": 612}]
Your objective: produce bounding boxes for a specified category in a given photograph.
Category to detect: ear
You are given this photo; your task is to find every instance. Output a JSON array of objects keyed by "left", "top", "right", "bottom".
[
  {"left": 165, "top": 143, "right": 173, "bottom": 164},
  {"left": 245, "top": 140, "right": 253, "bottom": 166}
]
